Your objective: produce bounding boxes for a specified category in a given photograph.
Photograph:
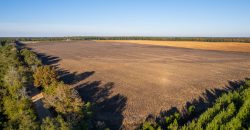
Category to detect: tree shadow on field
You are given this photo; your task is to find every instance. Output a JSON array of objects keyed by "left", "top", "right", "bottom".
[
  {"left": 15, "top": 41, "right": 26, "bottom": 48},
  {"left": 57, "top": 68, "right": 95, "bottom": 85},
  {"left": 75, "top": 81, "right": 127, "bottom": 130},
  {"left": 37, "top": 53, "right": 61, "bottom": 66},
  {"left": 148, "top": 79, "right": 248, "bottom": 127},
  {"left": 35, "top": 53, "right": 95, "bottom": 86},
  {"left": 14, "top": 41, "right": 61, "bottom": 66},
  {"left": 20, "top": 42, "right": 127, "bottom": 129}
]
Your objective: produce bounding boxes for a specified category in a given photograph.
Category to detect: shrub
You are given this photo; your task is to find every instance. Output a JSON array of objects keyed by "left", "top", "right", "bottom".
[
  {"left": 43, "top": 82, "right": 84, "bottom": 115},
  {"left": 4, "top": 66, "right": 27, "bottom": 96},
  {"left": 141, "top": 79, "right": 250, "bottom": 130},
  {"left": 0, "top": 45, "right": 38, "bottom": 129},
  {"left": 3, "top": 96, "right": 38, "bottom": 130},
  {"left": 34, "top": 65, "right": 57, "bottom": 88},
  {"left": 20, "top": 48, "right": 41, "bottom": 68},
  {"left": 41, "top": 116, "right": 69, "bottom": 130}
]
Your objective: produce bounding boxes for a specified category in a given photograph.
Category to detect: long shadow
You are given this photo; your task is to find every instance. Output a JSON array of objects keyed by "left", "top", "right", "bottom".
[
  {"left": 37, "top": 53, "right": 61, "bottom": 66},
  {"left": 154, "top": 79, "right": 247, "bottom": 127},
  {"left": 76, "top": 81, "right": 127, "bottom": 130},
  {"left": 57, "top": 68, "right": 95, "bottom": 85},
  {"left": 31, "top": 52, "right": 95, "bottom": 85},
  {"left": 19, "top": 42, "right": 127, "bottom": 129},
  {"left": 15, "top": 41, "right": 26, "bottom": 48},
  {"left": 20, "top": 42, "right": 96, "bottom": 87}
]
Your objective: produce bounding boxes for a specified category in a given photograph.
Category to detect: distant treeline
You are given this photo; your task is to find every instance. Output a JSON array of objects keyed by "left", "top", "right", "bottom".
[{"left": 1, "top": 36, "right": 250, "bottom": 43}]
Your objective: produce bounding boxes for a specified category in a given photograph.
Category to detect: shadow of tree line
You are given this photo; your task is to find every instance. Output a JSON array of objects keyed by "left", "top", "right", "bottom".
[
  {"left": 144, "top": 79, "right": 248, "bottom": 128},
  {"left": 19, "top": 42, "right": 127, "bottom": 130},
  {"left": 76, "top": 81, "right": 127, "bottom": 130},
  {"left": 18, "top": 42, "right": 248, "bottom": 129}
]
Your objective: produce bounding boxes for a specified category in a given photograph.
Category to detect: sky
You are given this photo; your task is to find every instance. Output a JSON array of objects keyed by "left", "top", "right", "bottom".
[{"left": 0, "top": 0, "right": 250, "bottom": 37}]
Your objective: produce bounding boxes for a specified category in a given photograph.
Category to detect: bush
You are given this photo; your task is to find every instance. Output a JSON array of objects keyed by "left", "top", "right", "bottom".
[
  {"left": 141, "top": 79, "right": 250, "bottom": 130},
  {"left": 34, "top": 65, "right": 91, "bottom": 129},
  {"left": 41, "top": 116, "right": 69, "bottom": 130},
  {"left": 43, "top": 82, "right": 84, "bottom": 115},
  {"left": 0, "top": 44, "right": 38, "bottom": 129},
  {"left": 3, "top": 96, "right": 38, "bottom": 130},
  {"left": 20, "top": 48, "right": 41, "bottom": 68},
  {"left": 34, "top": 65, "right": 57, "bottom": 88},
  {"left": 4, "top": 66, "right": 27, "bottom": 96}
]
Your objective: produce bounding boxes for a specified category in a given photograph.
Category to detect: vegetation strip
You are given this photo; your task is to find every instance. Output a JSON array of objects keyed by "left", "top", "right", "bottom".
[
  {"left": 141, "top": 80, "right": 250, "bottom": 130},
  {"left": 1, "top": 36, "right": 250, "bottom": 43},
  {"left": 0, "top": 41, "right": 96, "bottom": 130}
]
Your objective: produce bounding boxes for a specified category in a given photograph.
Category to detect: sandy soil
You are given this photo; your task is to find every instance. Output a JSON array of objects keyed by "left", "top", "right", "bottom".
[
  {"left": 25, "top": 41, "right": 250, "bottom": 129},
  {"left": 95, "top": 40, "right": 250, "bottom": 52}
]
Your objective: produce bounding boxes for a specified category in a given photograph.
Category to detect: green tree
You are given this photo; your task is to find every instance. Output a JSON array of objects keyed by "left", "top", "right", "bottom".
[
  {"left": 41, "top": 116, "right": 69, "bottom": 130},
  {"left": 43, "top": 82, "right": 84, "bottom": 121},
  {"left": 4, "top": 66, "right": 27, "bottom": 96},
  {"left": 20, "top": 48, "right": 41, "bottom": 68},
  {"left": 33, "top": 65, "right": 57, "bottom": 88},
  {"left": 3, "top": 92, "right": 38, "bottom": 130}
]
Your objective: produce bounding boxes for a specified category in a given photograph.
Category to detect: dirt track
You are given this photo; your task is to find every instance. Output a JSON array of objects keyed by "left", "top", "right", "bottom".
[{"left": 25, "top": 41, "right": 250, "bottom": 129}]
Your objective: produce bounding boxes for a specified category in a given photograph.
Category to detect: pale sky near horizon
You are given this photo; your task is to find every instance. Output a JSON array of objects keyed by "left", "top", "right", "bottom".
[{"left": 0, "top": 0, "right": 250, "bottom": 37}]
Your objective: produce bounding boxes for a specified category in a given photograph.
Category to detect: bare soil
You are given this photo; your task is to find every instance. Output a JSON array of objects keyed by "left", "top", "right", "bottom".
[
  {"left": 25, "top": 41, "right": 250, "bottom": 129},
  {"left": 96, "top": 40, "right": 250, "bottom": 52}
]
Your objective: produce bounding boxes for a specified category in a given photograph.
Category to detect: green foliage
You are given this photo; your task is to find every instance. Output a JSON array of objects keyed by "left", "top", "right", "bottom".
[
  {"left": 84, "top": 102, "right": 93, "bottom": 118},
  {"left": 187, "top": 105, "right": 195, "bottom": 115},
  {"left": 3, "top": 66, "right": 27, "bottom": 96},
  {"left": 43, "top": 82, "right": 84, "bottom": 115},
  {"left": 20, "top": 48, "right": 41, "bottom": 67},
  {"left": 42, "top": 80, "right": 88, "bottom": 129},
  {"left": 142, "top": 121, "right": 162, "bottom": 130},
  {"left": 142, "top": 122, "right": 155, "bottom": 130},
  {"left": 0, "top": 45, "right": 20, "bottom": 87},
  {"left": 165, "top": 112, "right": 180, "bottom": 130},
  {"left": 3, "top": 41, "right": 250, "bottom": 130},
  {"left": 0, "top": 105, "right": 5, "bottom": 129},
  {"left": 206, "top": 102, "right": 236, "bottom": 129},
  {"left": 0, "top": 39, "right": 15, "bottom": 46},
  {"left": 33, "top": 65, "right": 57, "bottom": 88},
  {"left": 141, "top": 79, "right": 250, "bottom": 130},
  {"left": 2, "top": 37, "right": 250, "bottom": 43},
  {"left": 0, "top": 44, "right": 93, "bottom": 129},
  {"left": 3, "top": 96, "right": 38, "bottom": 130},
  {"left": 34, "top": 64, "right": 90, "bottom": 129},
  {"left": 41, "top": 116, "right": 70, "bottom": 130},
  {"left": 0, "top": 44, "right": 39, "bottom": 129}
]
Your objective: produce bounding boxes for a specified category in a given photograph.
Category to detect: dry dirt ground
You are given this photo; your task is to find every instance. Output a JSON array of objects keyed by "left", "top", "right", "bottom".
[
  {"left": 25, "top": 41, "right": 250, "bottom": 129},
  {"left": 96, "top": 40, "right": 250, "bottom": 52}
]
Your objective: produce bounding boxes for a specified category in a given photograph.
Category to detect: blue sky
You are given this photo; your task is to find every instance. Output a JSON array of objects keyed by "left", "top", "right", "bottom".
[{"left": 0, "top": 0, "right": 250, "bottom": 37}]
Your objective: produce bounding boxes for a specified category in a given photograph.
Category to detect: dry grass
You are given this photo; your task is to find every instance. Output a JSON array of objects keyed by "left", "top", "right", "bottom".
[{"left": 95, "top": 40, "right": 250, "bottom": 52}]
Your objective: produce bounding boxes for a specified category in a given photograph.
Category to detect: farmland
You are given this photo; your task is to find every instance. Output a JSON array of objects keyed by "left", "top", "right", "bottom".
[
  {"left": 25, "top": 40, "right": 250, "bottom": 129},
  {"left": 95, "top": 40, "right": 250, "bottom": 52}
]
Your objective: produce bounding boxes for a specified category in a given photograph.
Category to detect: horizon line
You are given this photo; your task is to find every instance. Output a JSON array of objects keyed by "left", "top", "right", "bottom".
[{"left": 1, "top": 36, "right": 250, "bottom": 38}]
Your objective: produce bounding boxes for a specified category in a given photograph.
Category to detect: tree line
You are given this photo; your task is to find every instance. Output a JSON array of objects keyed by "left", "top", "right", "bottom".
[
  {"left": 1, "top": 37, "right": 250, "bottom": 43},
  {"left": 0, "top": 41, "right": 109, "bottom": 129}
]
